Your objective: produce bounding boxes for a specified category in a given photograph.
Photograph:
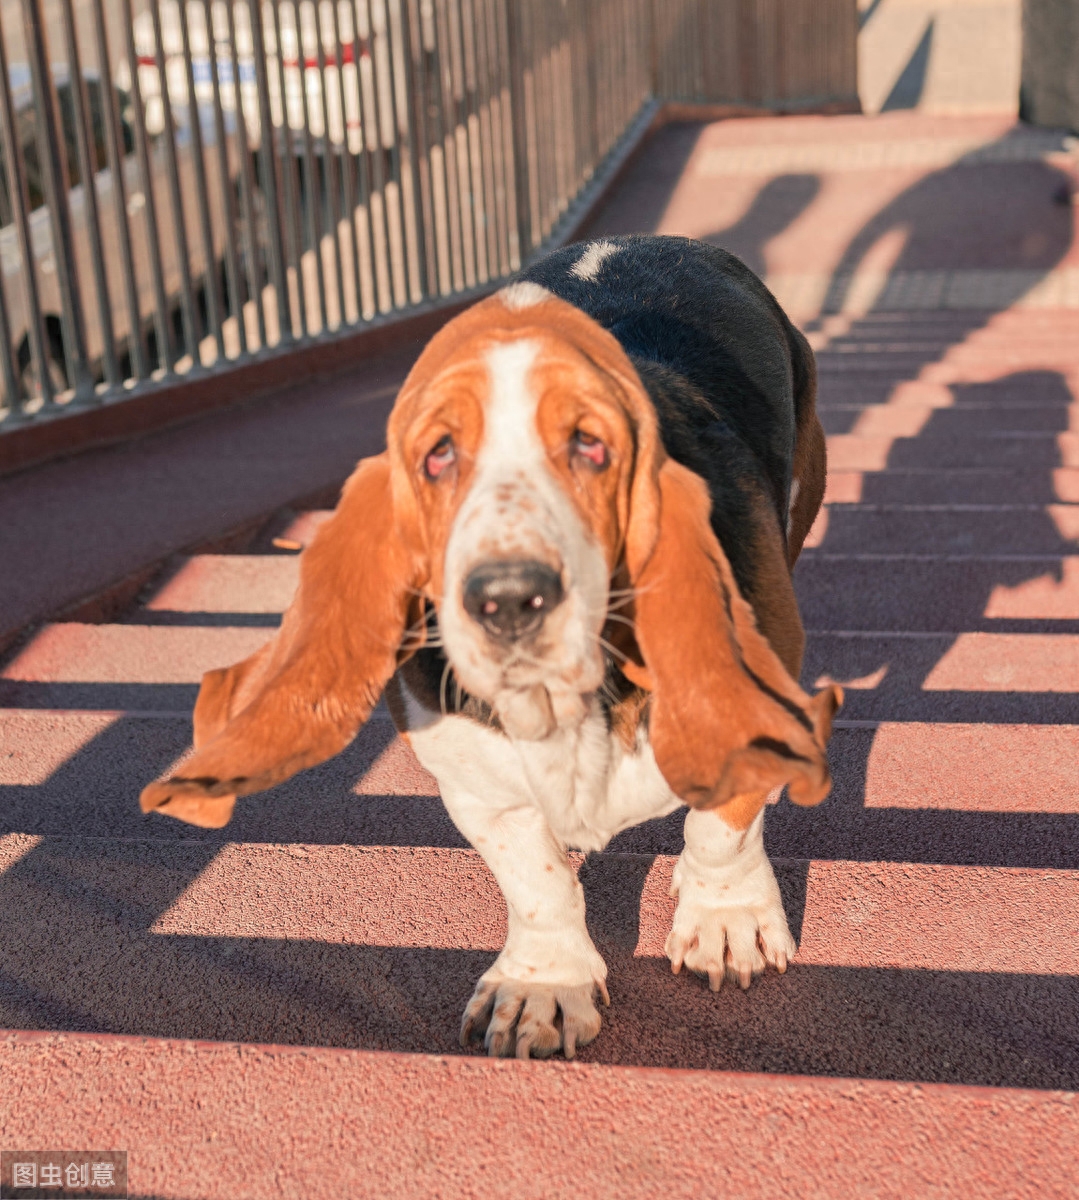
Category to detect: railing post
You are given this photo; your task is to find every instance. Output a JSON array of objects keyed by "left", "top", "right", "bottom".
[
  {"left": 504, "top": 0, "right": 532, "bottom": 264},
  {"left": 0, "top": 10, "right": 51, "bottom": 412},
  {"left": 247, "top": 0, "right": 292, "bottom": 344},
  {"left": 21, "top": 0, "right": 95, "bottom": 402}
]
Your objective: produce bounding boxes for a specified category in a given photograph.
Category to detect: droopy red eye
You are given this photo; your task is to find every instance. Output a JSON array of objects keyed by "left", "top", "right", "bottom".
[
  {"left": 571, "top": 429, "right": 608, "bottom": 469},
  {"left": 424, "top": 435, "right": 456, "bottom": 479}
]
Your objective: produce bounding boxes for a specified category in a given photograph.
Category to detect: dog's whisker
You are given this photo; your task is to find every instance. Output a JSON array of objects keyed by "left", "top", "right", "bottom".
[
  {"left": 602, "top": 612, "right": 637, "bottom": 631},
  {"left": 592, "top": 634, "right": 631, "bottom": 666}
]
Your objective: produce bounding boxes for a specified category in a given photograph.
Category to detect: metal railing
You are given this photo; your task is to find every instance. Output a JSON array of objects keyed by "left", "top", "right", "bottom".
[{"left": 0, "top": 0, "right": 855, "bottom": 430}]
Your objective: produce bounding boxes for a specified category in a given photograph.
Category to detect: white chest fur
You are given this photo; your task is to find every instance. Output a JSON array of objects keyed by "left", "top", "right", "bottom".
[{"left": 400, "top": 683, "right": 683, "bottom": 852}]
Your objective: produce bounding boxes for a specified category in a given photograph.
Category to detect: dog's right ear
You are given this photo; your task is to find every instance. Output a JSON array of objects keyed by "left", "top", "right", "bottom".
[{"left": 139, "top": 453, "right": 428, "bottom": 828}]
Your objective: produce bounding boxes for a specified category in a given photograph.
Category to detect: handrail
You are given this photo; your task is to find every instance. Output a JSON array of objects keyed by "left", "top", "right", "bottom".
[{"left": 0, "top": 0, "right": 856, "bottom": 432}]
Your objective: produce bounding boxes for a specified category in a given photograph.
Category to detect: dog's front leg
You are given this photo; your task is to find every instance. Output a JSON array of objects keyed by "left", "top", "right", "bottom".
[
  {"left": 442, "top": 789, "right": 608, "bottom": 1059},
  {"left": 666, "top": 794, "right": 796, "bottom": 990}
]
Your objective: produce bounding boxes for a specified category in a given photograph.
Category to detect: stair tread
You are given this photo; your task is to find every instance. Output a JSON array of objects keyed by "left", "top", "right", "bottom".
[{"left": 3, "top": 1029, "right": 1076, "bottom": 1200}]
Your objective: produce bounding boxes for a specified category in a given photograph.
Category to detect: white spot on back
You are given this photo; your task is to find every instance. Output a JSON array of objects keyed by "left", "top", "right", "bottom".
[
  {"left": 499, "top": 281, "right": 551, "bottom": 311},
  {"left": 787, "top": 478, "right": 800, "bottom": 539},
  {"left": 569, "top": 240, "right": 620, "bottom": 283}
]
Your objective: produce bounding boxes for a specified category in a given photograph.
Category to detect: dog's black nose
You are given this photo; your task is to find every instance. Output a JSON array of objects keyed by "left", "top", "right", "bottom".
[{"left": 463, "top": 560, "right": 564, "bottom": 641}]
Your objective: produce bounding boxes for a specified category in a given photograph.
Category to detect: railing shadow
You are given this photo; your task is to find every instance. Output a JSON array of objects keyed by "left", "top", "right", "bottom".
[{"left": 1, "top": 838, "right": 1076, "bottom": 1088}]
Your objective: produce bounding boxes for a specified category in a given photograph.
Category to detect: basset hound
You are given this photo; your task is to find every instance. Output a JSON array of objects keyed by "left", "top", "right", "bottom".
[{"left": 141, "top": 234, "right": 841, "bottom": 1060}]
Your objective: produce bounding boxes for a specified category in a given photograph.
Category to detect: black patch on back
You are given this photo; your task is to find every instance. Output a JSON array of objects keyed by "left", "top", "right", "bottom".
[{"left": 519, "top": 234, "right": 807, "bottom": 602}]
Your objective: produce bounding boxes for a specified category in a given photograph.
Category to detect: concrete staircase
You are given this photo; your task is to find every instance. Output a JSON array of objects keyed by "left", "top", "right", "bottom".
[{"left": 2, "top": 112, "right": 1078, "bottom": 1197}]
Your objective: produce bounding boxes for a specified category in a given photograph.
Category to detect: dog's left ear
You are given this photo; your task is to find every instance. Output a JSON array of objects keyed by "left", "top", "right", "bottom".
[
  {"left": 140, "top": 452, "right": 427, "bottom": 828},
  {"left": 626, "top": 456, "right": 841, "bottom": 810}
]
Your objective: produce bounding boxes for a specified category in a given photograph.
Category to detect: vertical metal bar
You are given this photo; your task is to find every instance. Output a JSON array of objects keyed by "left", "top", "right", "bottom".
[
  {"left": 91, "top": 0, "right": 146, "bottom": 380},
  {"left": 584, "top": 0, "right": 599, "bottom": 176},
  {"left": 177, "top": 0, "right": 223, "bottom": 360},
  {"left": 0, "top": 17, "right": 46, "bottom": 411},
  {"left": 491, "top": 0, "right": 518, "bottom": 270},
  {"left": 341, "top": 0, "right": 379, "bottom": 315},
  {"left": 401, "top": 0, "right": 434, "bottom": 297},
  {"left": 447, "top": 0, "right": 476, "bottom": 285},
  {"left": 59, "top": 0, "right": 119, "bottom": 390},
  {"left": 340, "top": 0, "right": 376, "bottom": 319},
  {"left": 148, "top": 0, "right": 201, "bottom": 362},
  {"left": 247, "top": 0, "right": 291, "bottom": 342},
  {"left": 477, "top": 0, "right": 507, "bottom": 277},
  {"left": 472, "top": 0, "right": 502, "bottom": 278},
  {"left": 0, "top": 242, "right": 18, "bottom": 415},
  {"left": 457, "top": 0, "right": 486, "bottom": 283},
  {"left": 504, "top": 0, "right": 530, "bottom": 263},
  {"left": 206, "top": 0, "right": 247, "bottom": 355},
  {"left": 226, "top": 0, "right": 267, "bottom": 347},
  {"left": 329, "top": 0, "right": 362, "bottom": 319},
  {"left": 295, "top": 1, "right": 329, "bottom": 331},
  {"left": 269, "top": 0, "right": 306, "bottom": 338},
  {"left": 432, "top": 0, "right": 464, "bottom": 290},
  {"left": 356, "top": 0, "right": 398, "bottom": 307},
  {"left": 121, "top": 0, "right": 173, "bottom": 372},
  {"left": 21, "top": 0, "right": 93, "bottom": 399},
  {"left": 416, "top": 0, "right": 452, "bottom": 295},
  {"left": 312, "top": 0, "right": 347, "bottom": 326},
  {"left": 396, "top": 0, "right": 431, "bottom": 301},
  {"left": 178, "top": 0, "right": 225, "bottom": 361},
  {"left": 373, "top": 0, "right": 410, "bottom": 307},
  {"left": 531, "top": 0, "right": 551, "bottom": 238}
]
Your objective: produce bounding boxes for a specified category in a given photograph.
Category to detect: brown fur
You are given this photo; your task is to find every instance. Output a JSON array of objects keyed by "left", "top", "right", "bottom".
[
  {"left": 626, "top": 457, "right": 840, "bottom": 812},
  {"left": 139, "top": 454, "right": 428, "bottom": 826}
]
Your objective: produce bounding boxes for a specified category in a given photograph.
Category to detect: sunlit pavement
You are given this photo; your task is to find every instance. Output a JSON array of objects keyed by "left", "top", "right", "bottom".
[{"left": 2, "top": 39, "right": 1079, "bottom": 1200}]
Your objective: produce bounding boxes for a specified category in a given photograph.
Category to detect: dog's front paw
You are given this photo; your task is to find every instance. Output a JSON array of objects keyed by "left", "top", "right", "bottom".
[
  {"left": 665, "top": 857, "right": 796, "bottom": 990},
  {"left": 460, "top": 974, "right": 609, "bottom": 1060}
]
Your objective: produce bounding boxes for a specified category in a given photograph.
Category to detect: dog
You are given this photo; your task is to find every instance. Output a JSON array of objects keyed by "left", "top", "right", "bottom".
[{"left": 141, "top": 234, "right": 841, "bottom": 1060}]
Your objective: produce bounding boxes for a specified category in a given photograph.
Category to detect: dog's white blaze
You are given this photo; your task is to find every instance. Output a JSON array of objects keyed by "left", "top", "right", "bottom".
[
  {"left": 498, "top": 281, "right": 551, "bottom": 311},
  {"left": 481, "top": 339, "right": 544, "bottom": 468},
  {"left": 438, "top": 337, "right": 609, "bottom": 732},
  {"left": 569, "top": 240, "right": 620, "bottom": 282}
]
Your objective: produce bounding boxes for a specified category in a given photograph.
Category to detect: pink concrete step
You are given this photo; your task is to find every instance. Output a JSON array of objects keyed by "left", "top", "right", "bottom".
[
  {"left": 3, "top": 708, "right": 1076, "bottom": 867},
  {"left": 0, "top": 835, "right": 1076, "bottom": 1090},
  {"left": 0, "top": 624, "right": 274, "bottom": 710},
  {"left": 0, "top": 707, "right": 441, "bottom": 846},
  {"left": 4, "top": 1030, "right": 1076, "bottom": 1200},
  {"left": 144, "top": 555, "right": 300, "bottom": 616}
]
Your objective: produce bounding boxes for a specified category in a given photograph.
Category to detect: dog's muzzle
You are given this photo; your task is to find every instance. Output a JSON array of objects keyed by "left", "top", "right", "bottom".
[{"left": 462, "top": 560, "right": 564, "bottom": 642}]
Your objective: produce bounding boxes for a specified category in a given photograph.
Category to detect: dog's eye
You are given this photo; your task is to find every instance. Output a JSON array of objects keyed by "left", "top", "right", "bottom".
[
  {"left": 424, "top": 435, "right": 456, "bottom": 480},
  {"left": 571, "top": 429, "right": 608, "bottom": 469}
]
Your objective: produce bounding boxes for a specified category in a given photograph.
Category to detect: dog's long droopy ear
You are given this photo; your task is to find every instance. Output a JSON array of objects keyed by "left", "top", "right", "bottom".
[
  {"left": 627, "top": 457, "right": 841, "bottom": 810},
  {"left": 140, "top": 452, "right": 426, "bottom": 828}
]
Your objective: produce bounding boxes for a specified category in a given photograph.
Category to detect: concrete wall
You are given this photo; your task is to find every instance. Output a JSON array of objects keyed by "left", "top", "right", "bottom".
[{"left": 1021, "top": 0, "right": 1079, "bottom": 131}]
